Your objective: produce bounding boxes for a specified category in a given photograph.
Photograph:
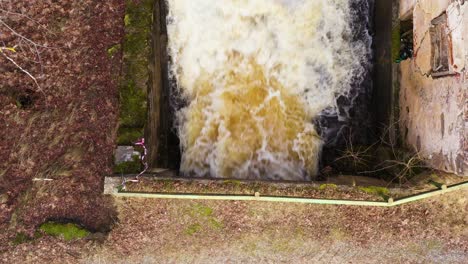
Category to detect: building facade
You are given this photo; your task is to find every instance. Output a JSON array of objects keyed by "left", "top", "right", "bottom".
[{"left": 398, "top": 0, "right": 467, "bottom": 175}]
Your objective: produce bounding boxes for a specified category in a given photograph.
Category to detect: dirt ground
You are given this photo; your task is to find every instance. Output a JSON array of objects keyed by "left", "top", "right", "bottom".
[
  {"left": 0, "top": 0, "right": 124, "bottom": 233},
  {"left": 1, "top": 189, "right": 467, "bottom": 263}
]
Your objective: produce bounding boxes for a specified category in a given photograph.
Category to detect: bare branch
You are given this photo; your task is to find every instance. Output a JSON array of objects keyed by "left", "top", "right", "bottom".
[
  {"left": 0, "top": 14, "right": 50, "bottom": 95},
  {"left": 0, "top": 50, "right": 44, "bottom": 95},
  {"left": 0, "top": 19, "right": 51, "bottom": 49}
]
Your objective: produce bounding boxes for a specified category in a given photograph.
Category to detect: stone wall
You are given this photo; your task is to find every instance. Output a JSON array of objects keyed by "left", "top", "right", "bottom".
[{"left": 398, "top": 0, "right": 467, "bottom": 175}]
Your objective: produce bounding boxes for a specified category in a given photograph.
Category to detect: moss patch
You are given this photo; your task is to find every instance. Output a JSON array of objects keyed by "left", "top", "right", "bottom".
[
  {"left": 185, "top": 223, "right": 202, "bottom": 235},
  {"left": 208, "top": 218, "right": 224, "bottom": 230},
  {"left": 39, "top": 222, "right": 90, "bottom": 241},
  {"left": 319, "top": 184, "right": 337, "bottom": 190},
  {"left": 113, "top": 155, "right": 142, "bottom": 174},
  {"left": 190, "top": 204, "right": 214, "bottom": 217},
  {"left": 12, "top": 233, "right": 30, "bottom": 245},
  {"left": 223, "top": 179, "right": 242, "bottom": 186},
  {"left": 115, "top": 0, "right": 153, "bottom": 172},
  {"left": 184, "top": 204, "right": 224, "bottom": 235},
  {"left": 12, "top": 231, "right": 42, "bottom": 245},
  {"left": 119, "top": 80, "right": 147, "bottom": 129},
  {"left": 107, "top": 44, "right": 121, "bottom": 58},
  {"left": 117, "top": 0, "right": 153, "bottom": 143},
  {"left": 359, "top": 186, "right": 390, "bottom": 200},
  {"left": 392, "top": 24, "right": 401, "bottom": 62},
  {"left": 117, "top": 127, "right": 144, "bottom": 145}
]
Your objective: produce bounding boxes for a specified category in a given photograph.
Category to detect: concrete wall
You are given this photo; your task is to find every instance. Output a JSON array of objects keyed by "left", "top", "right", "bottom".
[
  {"left": 400, "top": 0, "right": 417, "bottom": 19},
  {"left": 398, "top": 0, "right": 467, "bottom": 175}
]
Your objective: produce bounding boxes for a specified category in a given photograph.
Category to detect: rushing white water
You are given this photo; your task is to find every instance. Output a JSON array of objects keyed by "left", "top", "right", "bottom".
[{"left": 167, "top": 0, "right": 371, "bottom": 180}]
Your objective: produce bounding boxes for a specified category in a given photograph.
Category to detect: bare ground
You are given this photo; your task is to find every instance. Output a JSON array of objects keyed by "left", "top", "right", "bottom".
[
  {"left": 1, "top": 188, "right": 467, "bottom": 263},
  {"left": 0, "top": 0, "right": 124, "bottom": 233}
]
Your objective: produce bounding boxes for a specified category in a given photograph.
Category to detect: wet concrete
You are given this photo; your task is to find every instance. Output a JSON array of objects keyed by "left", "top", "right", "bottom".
[{"left": 372, "top": 0, "right": 396, "bottom": 135}]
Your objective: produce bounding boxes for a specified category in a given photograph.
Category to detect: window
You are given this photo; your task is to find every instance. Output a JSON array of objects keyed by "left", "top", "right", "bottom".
[
  {"left": 397, "top": 19, "right": 414, "bottom": 62},
  {"left": 430, "top": 13, "right": 455, "bottom": 77}
]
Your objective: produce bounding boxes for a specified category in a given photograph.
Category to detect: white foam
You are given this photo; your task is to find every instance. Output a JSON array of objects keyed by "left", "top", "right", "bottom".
[{"left": 167, "top": 0, "right": 370, "bottom": 180}]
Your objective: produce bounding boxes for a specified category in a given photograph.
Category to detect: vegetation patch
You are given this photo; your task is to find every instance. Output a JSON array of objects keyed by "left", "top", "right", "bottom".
[
  {"left": 117, "top": 127, "right": 145, "bottom": 145},
  {"left": 183, "top": 204, "right": 224, "bottom": 235},
  {"left": 185, "top": 223, "right": 202, "bottom": 235},
  {"left": 223, "top": 179, "right": 243, "bottom": 186},
  {"left": 39, "top": 222, "right": 90, "bottom": 241},
  {"left": 12, "top": 232, "right": 42, "bottom": 246},
  {"left": 113, "top": 155, "right": 142, "bottom": 174},
  {"left": 115, "top": 0, "right": 154, "bottom": 151},
  {"left": 392, "top": 24, "right": 401, "bottom": 62},
  {"left": 359, "top": 186, "right": 390, "bottom": 200},
  {"left": 107, "top": 44, "right": 121, "bottom": 58},
  {"left": 319, "top": 184, "right": 337, "bottom": 190},
  {"left": 12, "top": 233, "right": 30, "bottom": 245},
  {"left": 208, "top": 218, "right": 224, "bottom": 230},
  {"left": 190, "top": 204, "right": 214, "bottom": 217}
]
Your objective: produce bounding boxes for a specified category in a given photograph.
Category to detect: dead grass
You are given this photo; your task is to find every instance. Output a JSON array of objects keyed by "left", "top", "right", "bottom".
[
  {"left": 3, "top": 188, "right": 467, "bottom": 263},
  {"left": 0, "top": 0, "right": 124, "bottom": 235}
]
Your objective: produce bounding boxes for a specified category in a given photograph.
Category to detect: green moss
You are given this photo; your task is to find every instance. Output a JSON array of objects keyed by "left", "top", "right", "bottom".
[
  {"left": 117, "top": 185, "right": 125, "bottom": 192},
  {"left": 159, "top": 179, "right": 176, "bottom": 191},
  {"left": 119, "top": 80, "right": 147, "bottom": 129},
  {"left": 319, "top": 184, "right": 337, "bottom": 190},
  {"left": 13, "top": 231, "right": 43, "bottom": 245},
  {"left": 430, "top": 173, "right": 442, "bottom": 182},
  {"left": 184, "top": 204, "right": 224, "bottom": 235},
  {"left": 117, "top": 127, "right": 144, "bottom": 145},
  {"left": 117, "top": 0, "right": 154, "bottom": 144},
  {"left": 113, "top": 155, "right": 142, "bottom": 174},
  {"left": 13, "top": 233, "right": 29, "bottom": 245},
  {"left": 392, "top": 24, "right": 401, "bottom": 62},
  {"left": 223, "top": 179, "right": 242, "bottom": 186},
  {"left": 191, "top": 204, "right": 213, "bottom": 217},
  {"left": 39, "top": 222, "right": 90, "bottom": 241},
  {"left": 107, "top": 44, "right": 121, "bottom": 58},
  {"left": 428, "top": 180, "right": 443, "bottom": 189},
  {"left": 359, "top": 186, "right": 390, "bottom": 199},
  {"left": 122, "top": 0, "right": 153, "bottom": 83},
  {"left": 124, "top": 14, "right": 131, "bottom": 26},
  {"left": 209, "top": 218, "right": 224, "bottom": 230},
  {"left": 185, "top": 223, "right": 202, "bottom": 235}
]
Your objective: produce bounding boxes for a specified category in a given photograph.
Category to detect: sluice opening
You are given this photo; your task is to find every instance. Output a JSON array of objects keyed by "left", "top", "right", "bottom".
[
  {"left": 116, "top": 0, "right": 464, "bottom": 187},
  {"left": 144, "top": 0, "right": 376, "bottom": 182}
]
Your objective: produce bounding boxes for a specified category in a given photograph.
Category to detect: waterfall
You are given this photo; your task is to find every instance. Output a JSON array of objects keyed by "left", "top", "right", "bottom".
[{"left": 166, "top": 0, "right": 372, "bottom": 180}]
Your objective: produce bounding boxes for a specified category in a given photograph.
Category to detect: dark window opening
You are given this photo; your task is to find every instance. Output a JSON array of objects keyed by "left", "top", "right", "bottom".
[{"left": 397, "top": 19, "right": 413, "bottom": 62}]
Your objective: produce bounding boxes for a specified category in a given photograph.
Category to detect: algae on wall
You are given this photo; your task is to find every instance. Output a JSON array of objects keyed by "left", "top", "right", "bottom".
[{"left": 117, "top": 0, "right": 154, "bottom": 145}]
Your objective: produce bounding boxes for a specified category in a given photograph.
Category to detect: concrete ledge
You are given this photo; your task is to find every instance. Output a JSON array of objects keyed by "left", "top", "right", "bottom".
[{"left": 104, "top": 177, "right": 468, "bottom": 207}]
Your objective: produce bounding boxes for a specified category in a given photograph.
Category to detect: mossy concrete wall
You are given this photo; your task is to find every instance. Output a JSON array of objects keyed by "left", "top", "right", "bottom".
[{"left": 117, "top": 0, "right": 154, "bottom": 146}]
